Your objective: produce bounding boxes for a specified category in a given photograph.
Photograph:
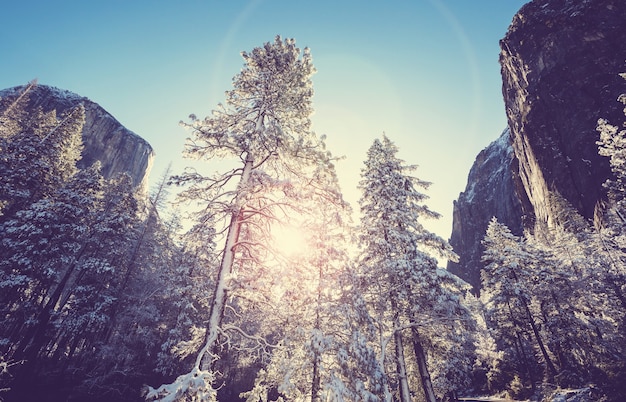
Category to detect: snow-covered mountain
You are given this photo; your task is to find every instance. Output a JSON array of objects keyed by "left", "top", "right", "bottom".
[
  {"left": 448, "top": 0, "right": 626, "bottom": 292},
  {"left": 0, "top": 84, "right": 154, "bottom": 189}
]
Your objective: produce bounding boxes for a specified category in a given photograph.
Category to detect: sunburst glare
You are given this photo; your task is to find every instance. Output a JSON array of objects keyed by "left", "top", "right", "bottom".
[{"left": 270, "top": 221, "right": 309, "bottom": 258}]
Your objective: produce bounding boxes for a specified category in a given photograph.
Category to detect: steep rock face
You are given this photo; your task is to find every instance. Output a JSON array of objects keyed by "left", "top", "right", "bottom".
[
  {"left": 0, "top": 84, "right": 154, "bottom": 189},
  {"left": 500, "top": 0, "right": 626, "bottom": 225},
  {"left": 448, "top": 0, "right": 626, "bottom": 291},
  {"left": 447, "top": 129, "right": 526, "bottom": 291}
]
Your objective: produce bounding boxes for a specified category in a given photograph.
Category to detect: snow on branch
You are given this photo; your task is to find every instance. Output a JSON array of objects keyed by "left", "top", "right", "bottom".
[{"left": 144, "top": 367, "right": 218, "bottom": 402}]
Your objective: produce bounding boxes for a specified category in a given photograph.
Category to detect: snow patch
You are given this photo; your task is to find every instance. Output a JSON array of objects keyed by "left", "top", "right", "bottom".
[{"left": 459, "top": 127, "right": 512, "bottom": 204}]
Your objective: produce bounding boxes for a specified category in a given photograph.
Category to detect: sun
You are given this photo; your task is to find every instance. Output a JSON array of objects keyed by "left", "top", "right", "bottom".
[{"left": 270, "top": 221, "right": 309, "bottom": 259}]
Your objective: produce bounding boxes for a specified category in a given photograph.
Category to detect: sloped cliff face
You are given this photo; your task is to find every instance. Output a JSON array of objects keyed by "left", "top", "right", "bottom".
[
  {"left": 501, "top": 0, "right": 626, "bottom": 225},
  {"left": 447, "top": 129, "right": 526, "bottom": 291},
  {"left": 449, "top": 0, "right": 626, "bottom": 291},
  {"left": 0, "top": 84, "right": 154, "bottom": 189}
]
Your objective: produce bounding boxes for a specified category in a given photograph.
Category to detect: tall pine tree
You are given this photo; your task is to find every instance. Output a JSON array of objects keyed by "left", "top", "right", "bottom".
[
  {"left": 147, "top": 36, "right": 341, "bottom": 401},
  {"left": 356, "top": 135, "right": 464, "bottom": 402}
]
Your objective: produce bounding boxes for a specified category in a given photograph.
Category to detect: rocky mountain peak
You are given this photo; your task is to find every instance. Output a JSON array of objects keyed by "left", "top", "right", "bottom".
[
  {"left": 0, "top": 84, "right": 154, "bottom": 189},
  {"left": 447, "top": 128, "right": 526, "bottom": 291},
  {"left": 448, "top": 0, "right": 626, "bottom": 291},
  {"left": 500, "top": 0, "right": 626, "bottom": 225}
]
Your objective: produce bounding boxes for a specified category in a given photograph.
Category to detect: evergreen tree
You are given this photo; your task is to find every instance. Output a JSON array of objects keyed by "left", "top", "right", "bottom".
[
  {"left": 481, "top": 218, "right": 560, "bottom": 395},
  {"left": 355, "top": 135, "right": 463, "bottom": 402},
  {"left": 0, "top": 99, "right": 84, "bottom": 222},
  {"left": 0, "top": 161, "right": 104, "bottom": 376},
  {"left": 0, "top": 80, "right": 36, "bottom": 139},
  {"left": 596, "top": 72, "right": 626, "bottom": 317},
  {"left": 526, "top": 193, "right": 626, "bottom": 395},
  {"left": 465, "top": 292, "right": 504, "bottom": 393},
  {"left": 147, "top": 36, "right": 340, "bottom": 401},
  {"left": 597, "top": 74, "right": 626, "bottom": 215},
  {"left": 153, "top": 167, "right": 218, "bottom": 381},
  {"left": 71, "top": 170, "right": 197, "bottom": 401},
  {"left": 241, "top": 167, "right": 353, "bottom": 402},
  {"left": 334, "top": 278, "right": 387, "bottom": 402},
  {"left": 526, "top": 227, "right": 612, "bottom": 387},
  {"left": 0, "top": 152, "right": 152, "bottom": 400}
]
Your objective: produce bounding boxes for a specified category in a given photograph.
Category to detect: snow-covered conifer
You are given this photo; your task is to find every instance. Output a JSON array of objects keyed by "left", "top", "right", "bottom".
[
  {"left": 355, "top": 135, "right": 465, "bottom": 402},
  {"left": 481, "top": 217, "right": 561, "bottom": 393},
  {"left": 598, "top": 74, "right": 626, "bottom": 213},
  {"left": 0, "top": 102, "right": 84, "bottom": 222},
  {"left": 147, "top": 36, "right": 341, "bottom": 401},
  {"left": 0, "top": 80, "right": 36, "bottom": 139}
]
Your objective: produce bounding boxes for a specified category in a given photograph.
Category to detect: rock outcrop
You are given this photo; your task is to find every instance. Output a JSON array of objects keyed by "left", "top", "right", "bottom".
[
  {"left": 447, "top": 129, "right": 526, "bottom": 291},
  {"left": 501, "top": 0, "right": 626, "bottom": 225},
  {"left": 448, "top": 0, "right": 626, "bottom": 291},
  {"left": 0, "top": 84, "right": 154, "bottom": 189}
]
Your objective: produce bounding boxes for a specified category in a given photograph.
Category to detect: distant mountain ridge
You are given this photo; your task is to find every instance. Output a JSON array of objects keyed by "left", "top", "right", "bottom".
[
  {"left": 0, "top": 84, "right": 154, "bottom": 189},
  {"left": 448, "top": 0, "right": 626, "bottom": 291}
]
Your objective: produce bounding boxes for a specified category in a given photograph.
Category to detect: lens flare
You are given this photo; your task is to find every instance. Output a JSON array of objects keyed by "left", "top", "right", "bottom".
[{"left": 270, "top": 221, "right": 308, "bottom": 258}]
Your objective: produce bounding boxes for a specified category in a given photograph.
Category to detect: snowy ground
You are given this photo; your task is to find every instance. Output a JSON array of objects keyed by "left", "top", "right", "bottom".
[
  {"left": 545, "top": 387, "right": 598, "bottom": 402},
  {"left": 459, "top": 387, "right": 599, "bottom": 402}
]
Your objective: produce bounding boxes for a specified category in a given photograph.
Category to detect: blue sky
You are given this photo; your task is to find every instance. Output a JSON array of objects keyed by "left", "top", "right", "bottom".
[{"left": 1, "top": 0, "right": 529, "bottom": 239}]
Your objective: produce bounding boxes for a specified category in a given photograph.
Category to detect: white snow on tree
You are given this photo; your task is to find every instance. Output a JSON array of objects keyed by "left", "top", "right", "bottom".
[
  {"left": 354, "top": 135, "right": 469, "bottom": 402},
  {"left": 146, "top": 36, "right": 343, "bottom": 401}
]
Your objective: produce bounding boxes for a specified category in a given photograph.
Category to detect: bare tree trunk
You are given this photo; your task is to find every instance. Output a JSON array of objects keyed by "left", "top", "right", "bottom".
[
  {"left": 510, "top": 269, "right": 558, "bottom": 379},
  {"left": 311, "top": 349, "right": 321, "bottom": 402},
  {"left": 388, "top": 295, "right": 411, "bottom": 402},
  {"left": 411, "top": 326, "right": 436, "bottom": 402},
  {"left": 394, "top": 327, "right": 411, "bottom": 402},
  {"left": 311, "top": 264, "right": 322, "bottom": 402},
  {"left": 196, "top": 152, "right": 254, "bottom": 371},
  {"left": 14, "top": 241, "right": 89, "bottom": 360},
  {"left": 376, "top": 316, "right": 394, "bottom": 402},
  {"left": 507, "top": 298, "right": 534, "bottom": 385},
  {"left": 522, "top": 299, "right": 558, "bottom": 379},
  {"left": 103, "top": 167, "right": 170, "bottom": 344}
]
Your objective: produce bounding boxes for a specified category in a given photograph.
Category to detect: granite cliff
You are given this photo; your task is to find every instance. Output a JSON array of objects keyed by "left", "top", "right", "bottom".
[
  {"left": 501, "top": 0, "right": 626, "bottom": 225},
  {"left": 0, "top": 84, "right": 154, "bottom": 189},
  {"left": 448, "top": 0, "right": 626, "bottom": 291},
  {"left": 447, "top": 129, "right": 526, "bottom": 291}
]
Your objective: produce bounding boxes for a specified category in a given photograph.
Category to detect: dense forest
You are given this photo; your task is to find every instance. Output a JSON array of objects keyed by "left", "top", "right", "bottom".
[{"left": 1, "top": 37, "right": 626, "bottom": 402}]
